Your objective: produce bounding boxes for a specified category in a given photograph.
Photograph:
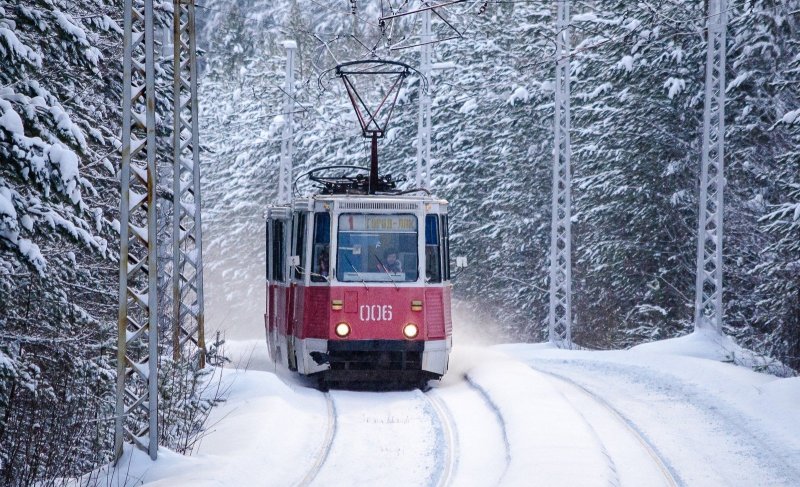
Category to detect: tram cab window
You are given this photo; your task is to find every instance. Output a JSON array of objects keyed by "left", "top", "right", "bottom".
[
  {"left": 293, "top": 213, "right": 307, "bottom": 280},
  {"left": 336, "top": 214, "right": 418, "bottom": 283},
  {"left": 270, "top": 220, "right": 285, "bottom": 282},
  {"left": 312, "top": 212, "right": 331, "bottom": 282},
  {"left": 425, "top": 215, "right": 441, "bottom": 283}
]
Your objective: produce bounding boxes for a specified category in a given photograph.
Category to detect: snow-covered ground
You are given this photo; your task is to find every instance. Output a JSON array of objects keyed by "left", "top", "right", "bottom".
[{"left": 86, "top": 330, "right": 799, "bottom": 486}]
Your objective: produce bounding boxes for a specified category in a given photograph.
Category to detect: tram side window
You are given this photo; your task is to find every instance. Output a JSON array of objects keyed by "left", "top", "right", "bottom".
[
  {"left": 271, "top": 220, "right": 285, "bottom": 282},
  {"left": 425, "top": 215, "right": 441, "bottom": 283},
  {"left": 441, "top": 214, "right": 450, "bottom": 281},
  {"left": 293, "top": 213, "right": 307, "bottom": 280},
  {"left": 311, "top": 212, "right": 330, "bottom": 282}
]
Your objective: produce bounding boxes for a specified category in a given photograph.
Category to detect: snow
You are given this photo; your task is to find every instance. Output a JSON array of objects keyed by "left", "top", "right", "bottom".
[
  {"left": 0, "top": 26, "right": 43, "bottom": 66},
  {"left": 431, "top": 62, "right": 456, "bottom": 71},
  {"left": 83, "top": 329, "right": 800, "bottom": 487},
  {"left": 49, "top": 144, "right": 82, "bottom": 203},
  {"left": 506, "top": 86, "right": 529, "bottom": 106},
  {"left": 49, "top": 104, "right": 88, "bottom": 149},
  {"left": 728, "top": 71, "right": 750, "bottom": 91},
  {"left": 618, "top": 55, "right": 634, "bottom": 72},
  {"left": 458, "top": 99, "right": 477, "bottom": 114},
  {"left": 0, "top": 99, "right": 24, "bottom": 134},
  {"left": 663, "top": 77, "right": 686, "bottom": 99},
  {"left": 18, "top": 237, "right": 46, "bottom": 273},
  {"left": 20, "top": 214, "right": 32, "bottom": 231},
  {"left": 572, "top": 13, "right": 600, "bottom": 22},
  {"left": 0, "top": 187, "right": 16, "bottom": 219},
  {"left": 781, "top": 108, "right": 800, "bottom": 124}
]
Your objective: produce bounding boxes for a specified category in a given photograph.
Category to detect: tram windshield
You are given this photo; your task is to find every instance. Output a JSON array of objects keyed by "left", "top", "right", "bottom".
[{"left": 336, "top": 213, "right": 418, "bottom": 283}]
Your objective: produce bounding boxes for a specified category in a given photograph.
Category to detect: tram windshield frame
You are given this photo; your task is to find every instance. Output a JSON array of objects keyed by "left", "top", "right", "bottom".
[{"left": 336, "top": 213, "right": 419, "bottom": 283}]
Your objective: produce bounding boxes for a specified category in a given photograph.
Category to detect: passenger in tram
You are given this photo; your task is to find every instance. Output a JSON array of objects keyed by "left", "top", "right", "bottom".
[{"left": 316, "top": 247, "right": 330, "bottom": 277}]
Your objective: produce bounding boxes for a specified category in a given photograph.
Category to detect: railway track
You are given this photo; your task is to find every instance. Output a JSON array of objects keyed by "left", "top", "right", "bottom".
[
  {"left": 530, "top": 366, "right": 680, "bottom": 487},
  {"left": 420, "top": 389, "right": 458, "bottom": 487},
  {"left": 298, "top": 388, "right": 449, "bottom": 487},
  {"left": 297, "top": 363, "right": 677, "bottom": 487},
  {"left": 296, "top": 392, "right": 337, "bottom": 487},
  {"left": 423, "top": 376, "right": 511, "bottom": 487}
]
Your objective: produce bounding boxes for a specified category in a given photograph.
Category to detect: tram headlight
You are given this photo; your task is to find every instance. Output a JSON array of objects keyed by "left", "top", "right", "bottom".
[
  {"left": 403, "top": 323, "right": 419, "bottom": 339},
  {"left": 334, "top": 322, "right": 351, "bottom": 338}
]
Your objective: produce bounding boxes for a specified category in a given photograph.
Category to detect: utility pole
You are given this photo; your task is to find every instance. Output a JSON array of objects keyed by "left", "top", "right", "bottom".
[
  {"left": 116, "top": 0, "right": 159, "bottom": 461},
  {"left": 548, "top": 0, "right": 573, "bottom": 348},
  {"left": 694, "top": 0, "right": 727, "bottom": 334},
  {"left": 172, "top": 0, "right": 206, "bottom": 367},
  {"left": 416, "top": 8, "right": 432, "bottom": 190},
  {"left": 278, "top": 40, "right": 297, "bottom": 203}
]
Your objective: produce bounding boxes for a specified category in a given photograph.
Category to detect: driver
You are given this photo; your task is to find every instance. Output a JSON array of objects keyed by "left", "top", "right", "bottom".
[{"left": 378, "top": 248, "right": 403, "bottom": 273}]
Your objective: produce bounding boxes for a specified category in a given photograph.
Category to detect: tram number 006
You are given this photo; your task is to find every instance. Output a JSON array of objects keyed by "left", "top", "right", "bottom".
[{"left": 359, "top": 305, "right": 393, "bottom": 322}]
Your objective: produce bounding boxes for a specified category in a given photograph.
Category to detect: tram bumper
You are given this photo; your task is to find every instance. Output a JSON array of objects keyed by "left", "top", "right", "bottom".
[{"left": 296, "top": 337, "right": 451, "bottom": 378}]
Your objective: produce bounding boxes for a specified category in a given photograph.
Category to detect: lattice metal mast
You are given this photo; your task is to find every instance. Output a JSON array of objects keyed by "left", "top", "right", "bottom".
[
  {"left": 694, "top": 0, "right": 728, "bottom": 334},
  {"left": 116, "top": 0, "right": 159, "bottom": 461},
  {"left": 278, "top": 41, "right": 296, "bottom": 203},
  {"left": 548, "top": 0, "right": 573, "bottom": 347},
  {"left": 172, "top": 0, "right": 206, "bottom": 367},
  {"left": 416, "top": 8, "right": 432, "bottom": 189}
]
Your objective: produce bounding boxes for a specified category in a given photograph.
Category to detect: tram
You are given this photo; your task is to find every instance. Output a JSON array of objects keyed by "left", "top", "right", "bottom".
[{"left": 265, "top": 168, "right": 454, "bottom": 387}]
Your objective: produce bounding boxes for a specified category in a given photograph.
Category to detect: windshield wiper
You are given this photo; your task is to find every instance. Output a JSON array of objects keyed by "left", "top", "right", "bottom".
[
  {"left": 373, "top": 253, "right": 399, "bottom": 290},
  {"left": 343, "top": 253, "right": 368, "bottom": 289}
]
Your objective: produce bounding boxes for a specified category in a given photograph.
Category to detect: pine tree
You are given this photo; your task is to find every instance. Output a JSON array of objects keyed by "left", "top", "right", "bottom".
[{"left": 1, "top": 0, "right": 122, "bottom": 481}]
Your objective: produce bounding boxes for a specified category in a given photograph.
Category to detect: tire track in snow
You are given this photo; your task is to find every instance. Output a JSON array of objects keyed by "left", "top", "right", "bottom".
[
  {"left": 296, "top": 392, "right": 337, "bottom": 487},
  {"left": 530, "top": 366, "right": 680, "bottom": 487}
]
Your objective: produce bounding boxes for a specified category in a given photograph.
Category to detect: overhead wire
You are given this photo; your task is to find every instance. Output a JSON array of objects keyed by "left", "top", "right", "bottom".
[
  {"left": 195, "top": 3, "right": 272, "bottom": 23},
  {"left": 198, "top": 0, "right": 797, "bottom": 155}
]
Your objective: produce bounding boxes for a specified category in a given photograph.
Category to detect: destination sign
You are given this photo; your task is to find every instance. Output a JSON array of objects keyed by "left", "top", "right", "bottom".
[{"left": 340, "top": 214, "right": 417, "bottom": 232}]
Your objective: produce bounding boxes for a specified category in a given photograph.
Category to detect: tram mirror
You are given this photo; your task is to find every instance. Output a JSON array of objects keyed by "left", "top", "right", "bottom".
[
  {"left": 455, "top": 256, "right": 468, "bottom": 269},
  {"left": 289, "top": 255, "right": 300, "bottom": 266}
]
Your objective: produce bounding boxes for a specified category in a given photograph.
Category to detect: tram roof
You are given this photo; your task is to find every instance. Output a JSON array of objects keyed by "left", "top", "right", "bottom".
[{"left": 267, "top": 192, "right": 448, "bottom": 217}]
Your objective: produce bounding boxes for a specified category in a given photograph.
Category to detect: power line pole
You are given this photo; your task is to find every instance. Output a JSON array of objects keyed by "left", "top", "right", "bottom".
[
  {"left": 694, "top": 0, "right": 727, "bottom": 334},
  {"left": 172, "top": 0, "right": 206, "bottom": 367},
  {"left": 548, "top": 0, "right": 573, "bottom": 348},
  {"left": 116, "top": 0, "right": 159, "bottom": 461},
  {"left": 416, "top": 7, "right": 432, "bottom": 190},
  {"left": 278, "top": 40, "right": 296, "bottom": 203}
]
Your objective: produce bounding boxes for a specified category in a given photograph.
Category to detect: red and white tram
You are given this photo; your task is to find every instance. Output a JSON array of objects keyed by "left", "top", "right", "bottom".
[{"left": 265, "top": 172, "right": 453, "bottom": 387}]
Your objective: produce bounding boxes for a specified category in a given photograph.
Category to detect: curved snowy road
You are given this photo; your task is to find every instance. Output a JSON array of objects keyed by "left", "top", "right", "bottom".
[
  {"left": 98, "top": 339, "right": 800, "bottom": 487},
  {"left": 515, "top": 354, "right": 800, "bottom": 487},
  {"left": 457, "top": 355, "right": 674, "bottom": 486}
]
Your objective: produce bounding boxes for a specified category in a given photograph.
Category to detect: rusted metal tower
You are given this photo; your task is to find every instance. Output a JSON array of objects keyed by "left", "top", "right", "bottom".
[
  {"left": 116, "top": 0, "right": 159, "bottom": 461},
  {"left": 117, "top": 0, "right": 207, "bottom": 462},
  {"left": 548, "top": 0, "right": 573, "bottom": 348},
  {"left": 694, "top": 0, "right": 728, "bottom": 333},
  {"left": 172, "top": 0, "right": 206, "bottom": 367},
  {"left": 278, "top": 40, "right": 297, "bottom": 203},
  {"left": 415, "top": 8, "right": 432, "bottom": 190}
]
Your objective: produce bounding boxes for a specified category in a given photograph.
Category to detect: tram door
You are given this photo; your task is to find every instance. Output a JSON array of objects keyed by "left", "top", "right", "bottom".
[
  {"left": 287, "top": 211, "right": 309, "bottom": 370},
  {"left": 266, "top": 213, "right": 289, "bottom": 362}
]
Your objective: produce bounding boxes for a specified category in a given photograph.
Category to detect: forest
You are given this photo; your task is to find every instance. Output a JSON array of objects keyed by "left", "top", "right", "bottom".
[{"left": 0, "top": 0, "right": 798, "bottom": 484}]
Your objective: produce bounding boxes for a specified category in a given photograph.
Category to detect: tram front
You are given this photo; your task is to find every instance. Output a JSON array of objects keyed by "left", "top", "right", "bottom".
[{"left": 266, "top": 194, "right": 453, "bottom": 386}]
